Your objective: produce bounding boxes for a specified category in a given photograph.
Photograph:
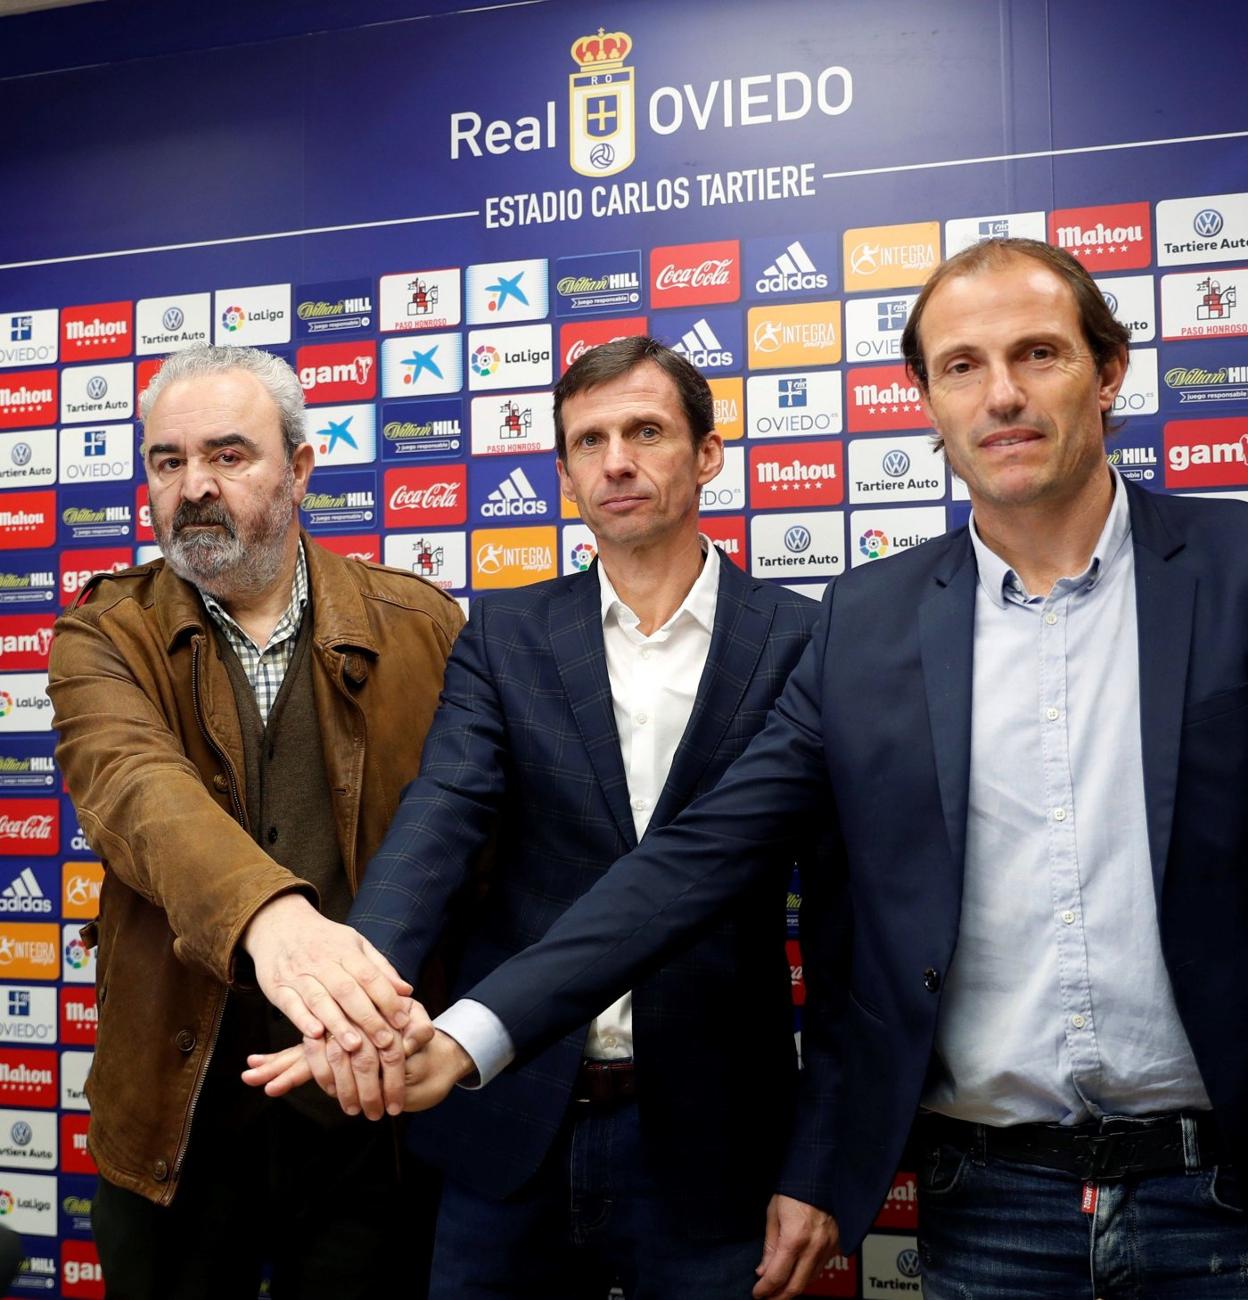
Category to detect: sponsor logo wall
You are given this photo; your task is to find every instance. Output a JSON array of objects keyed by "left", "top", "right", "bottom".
[{"left": 0, "top": 2, "right": 1242, "bottom": 1293}]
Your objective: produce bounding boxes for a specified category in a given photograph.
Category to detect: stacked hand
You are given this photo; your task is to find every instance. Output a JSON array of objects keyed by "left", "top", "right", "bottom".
[
  {"left": 240, "top": 893, "right": 470, "bottom": 1116},
  {"left": 242, "top": 1020, "right": 472, "bottom": 1118}
]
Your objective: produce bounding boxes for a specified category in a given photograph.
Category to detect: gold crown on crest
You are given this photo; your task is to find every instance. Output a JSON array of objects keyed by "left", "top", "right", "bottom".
[{"left": 570, "top": 28, "right": 632, "bottom": 69}]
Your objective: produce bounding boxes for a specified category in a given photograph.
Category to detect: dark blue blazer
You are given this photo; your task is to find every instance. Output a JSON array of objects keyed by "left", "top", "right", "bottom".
[
  {"left": 351, "top": 550, "right": 829, "bottom": 1236},
  {"left": 463, "top": 481, "right": 1248, "bottom": 1252}
]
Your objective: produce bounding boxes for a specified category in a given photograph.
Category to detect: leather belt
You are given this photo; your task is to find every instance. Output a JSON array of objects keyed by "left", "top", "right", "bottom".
[
  {"left": 919, "top": 1111, "right": 1226, "bottom": 1182},
  {"left": 572, "top": 1059, "right": 636, "bottom": 1106}
]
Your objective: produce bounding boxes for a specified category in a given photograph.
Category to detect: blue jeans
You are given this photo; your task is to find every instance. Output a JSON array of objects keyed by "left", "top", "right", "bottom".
[
  {"left": 429, "top": 1100, "right": 763, "bottom": 1299},
  {"left": 917, "top": 1117, "right": 1247, "bottom": 1298}
]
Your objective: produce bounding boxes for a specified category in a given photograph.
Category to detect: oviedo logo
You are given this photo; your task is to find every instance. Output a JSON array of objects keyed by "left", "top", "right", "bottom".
[{"left": 569, "top": 29, "right": 636, "bottom": 178}]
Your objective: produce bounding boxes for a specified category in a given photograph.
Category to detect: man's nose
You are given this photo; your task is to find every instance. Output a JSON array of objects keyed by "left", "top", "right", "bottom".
[
  {"left": 983, "top": 361, "right": 1026, "bottom": 417},
  {"left": 602, "top": 435, "right": 637, "bottom": 476},
  {"left": 180, "top": 460, "right": 220, "bottom": 502}
]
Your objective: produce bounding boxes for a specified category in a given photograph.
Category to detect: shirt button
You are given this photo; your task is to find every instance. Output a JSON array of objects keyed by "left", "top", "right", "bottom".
[
  {"left": 1052, "top": 808, "right": 1067, "bottom": 822},
  {"left": 631, "top": 797, "right": 648, "bottom": 811},
  {"left": 639, "top": 648, "right": 651, "bottom": 660},
  {"left": 1044, "top": 612, "right": 1058, "bottom": 626},
  {"left": 634, "top": 712, "right": 648, "bottom": 726},
  {"left": 267, "top": 826, "right": 279, "bottom": 844},
  {"left": 174, "top": 1029, "right": 196, "bottom": 1053},
  {"left": 602, "top": 1035, "right": 618, "bottom": 1049},
  {"left": 153, "top": 1159, "right": 169, "bottom": 1182},
  {"left": 1061, "top": 910, "right": 1076, "bottom": 925},
  {"left": 1071, "top": 1013, "right": 1087, "bottom": 1029},
  {"left": 212, "top": 773, "right": 228, "bottom": 792},
  {"left": 1045, "top": 707, "right": 1060, "bottom": 722}
]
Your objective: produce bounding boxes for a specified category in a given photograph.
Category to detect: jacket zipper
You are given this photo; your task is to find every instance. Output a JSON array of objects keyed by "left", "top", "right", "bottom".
[{"left": 172, "top": 636, "right": 247, "bottom": 1186}]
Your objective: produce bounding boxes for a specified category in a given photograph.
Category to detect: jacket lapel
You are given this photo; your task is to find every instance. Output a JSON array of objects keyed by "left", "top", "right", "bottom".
[
  {"left": 549, "top": 565, "right": 638, "bottom": 849},
  {"left": 917, "top": 533, "right": 977, "bottom": 875},
  {"left": 651, "top": 556, "right": 772, "bottom": 829},
  {"left": 1126, "top": 482, "right": 1194, "bottom": 894}
]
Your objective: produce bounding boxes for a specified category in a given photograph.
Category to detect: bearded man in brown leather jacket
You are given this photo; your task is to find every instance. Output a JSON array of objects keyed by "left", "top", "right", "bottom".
[{"left": 48, "top": 344, "right": 462, "bottom": 1300}]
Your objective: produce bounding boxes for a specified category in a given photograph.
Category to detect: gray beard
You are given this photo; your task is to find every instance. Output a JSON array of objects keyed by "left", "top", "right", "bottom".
[{"left": 157, "top": 466, "right": 296, "bottom": 600}]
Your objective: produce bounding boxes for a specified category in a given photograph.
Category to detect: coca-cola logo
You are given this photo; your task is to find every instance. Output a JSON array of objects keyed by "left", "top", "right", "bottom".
[
  {"left": 650, "top": 241, "right": 740, "bottom": 308},
  {"left": 655, "top": 259, "right": 733, "bottom": 289},
  {"left": 382, "top": 466, "right": 467, "bottom": 528},
  {"left": 0, "top": 814, "right": 53, "bottom": 840},
  {"left": 388, "top": 483, "right": 460, "bottom": 511}
]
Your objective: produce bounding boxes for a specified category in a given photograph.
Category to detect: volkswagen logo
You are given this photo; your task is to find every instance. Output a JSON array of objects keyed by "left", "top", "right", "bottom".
[
  {"left": 882, "top": 449, "right": 911, "bottom": 478},
  {"left": 9, "top": 1122, "right": 31, "bottom": 1147},
  {"left": 784, "top": 525, "right": 812, "bottom": 553},
  {"left": 10, "top": 442, "right": 31, "bottom": 467},
  {"left": 85, "top": 376, "right": 108, "bottom": 401},
  {"left": 897, "top": 1248, "right": 922, "bottom": 1278},
  {"left": 1193, "top": 208, "right": 1224, "bottom": 238},
  {"left": 1102, "top": 290, "right": 1119, "bottom": 315},
  {"left": 162, "top": 306, "right": 185, "bottom": 332}
]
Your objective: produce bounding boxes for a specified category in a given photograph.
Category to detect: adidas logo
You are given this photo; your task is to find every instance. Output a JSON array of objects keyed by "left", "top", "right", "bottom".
[
  {"left": 756, "top": 240, "right": 829, "bottom": 294},
  {"left": 672, "top": 319, "right": 734, "bottom": 369},
  {"left": 481, "top": 467, "right": 547, "bottom": 518},
  {"left": 0, "top": 868, "right": 51, "bottom": 914}
]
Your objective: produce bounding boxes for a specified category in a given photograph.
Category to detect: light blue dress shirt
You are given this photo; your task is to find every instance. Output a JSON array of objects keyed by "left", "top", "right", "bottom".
[{"left": 923, "top": 470, "right": 1209, "bottom": 1125}]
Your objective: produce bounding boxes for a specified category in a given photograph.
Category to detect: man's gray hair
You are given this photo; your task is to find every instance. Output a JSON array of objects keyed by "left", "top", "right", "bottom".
[{"left": 138, "top": 344, "right": 306, "bottom": 455}]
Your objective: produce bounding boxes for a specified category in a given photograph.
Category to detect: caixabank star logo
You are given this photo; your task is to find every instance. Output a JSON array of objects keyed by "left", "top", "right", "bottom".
[{"left": 568, "top": 28, "right": 635, "bottom": 178}]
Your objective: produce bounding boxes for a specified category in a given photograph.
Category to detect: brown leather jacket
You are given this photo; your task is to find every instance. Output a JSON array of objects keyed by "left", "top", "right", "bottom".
[{"left": 48, "top": 537, "right": 463, "bottom": 1204}]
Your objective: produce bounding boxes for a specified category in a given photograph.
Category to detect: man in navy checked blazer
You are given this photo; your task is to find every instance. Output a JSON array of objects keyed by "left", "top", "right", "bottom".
[{"left": 251, "top": 337, "right": 839, "bottom": 1298}]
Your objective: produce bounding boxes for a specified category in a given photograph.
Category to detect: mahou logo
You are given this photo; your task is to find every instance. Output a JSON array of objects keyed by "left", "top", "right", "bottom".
[
  {"left": 650, "top": 240, "right": 741, "bottom": 307},
  {"left": 0, "top": 616, "right": 55, "bottom": 671},
  {"left": 383, "top": 465, "right": 468, "bottom": 529},
  {"left": 0, "top": 800, "right": 58, "bottom": 856},
  {"left": 60, "top": 988, "right": 98, "bottom": 1047},
  {"left": 749, "top": 441, "right": 844, "bottom": 509},
  {"left": 1049, "top": 202, "right": 1152, "bottom": 272},
  {"left": 559, "top": 316, "right": 648, "bottom": 373},
  {"left": 295, "top": 341, "right": 378, "bottom": 403},
  {"left": 60, "top": 1113, "right": 97, "bottom": 1176},
  {"left": 0, "top": 370, "right": 57, "bottom": 430},
  {"left": 0, "top": 1049, "right": 56, "bottom": 1107},
  {"left": 846, "top": 365, "right": 929, "bottom": 433},
  {"left": 61, "top": 301, "right": 133, "bottom": 362},
  {"left": 873, "top": 1172, "right": 919, "bottom": 1230}
]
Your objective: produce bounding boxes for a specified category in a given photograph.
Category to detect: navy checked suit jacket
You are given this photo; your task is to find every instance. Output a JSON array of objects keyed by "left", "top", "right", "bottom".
[
  {"left": 461, "top": 481, "right": 1248, "bottom": 1253},
  {"left": 351, "top": 550, "right": 830, "bottom": 1236}
]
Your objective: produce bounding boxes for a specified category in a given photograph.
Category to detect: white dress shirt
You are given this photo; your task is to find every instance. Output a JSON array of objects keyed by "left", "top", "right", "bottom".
[{"left": 436, "top": 540, "right": 721, "bottom": 1083}]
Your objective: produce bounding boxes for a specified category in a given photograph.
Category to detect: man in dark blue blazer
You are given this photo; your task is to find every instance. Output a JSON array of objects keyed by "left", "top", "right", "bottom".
[
  {"left": 379, "top": 241, "right": 1248, "bottom": 1297},
  {"left": 249, "top": 338, "right": 838, "bottom": 1298}
]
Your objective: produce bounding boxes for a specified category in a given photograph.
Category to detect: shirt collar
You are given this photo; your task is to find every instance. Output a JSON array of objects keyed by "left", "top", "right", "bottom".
[
  {"left": 598, "top": 535, "right": 720, "bottom": 636},
  {"left": 969, "top": 467, "right": 1132, "bottom": 609},
  {"left": 202, "top": 540, "right": 309, "bottom": 650}
]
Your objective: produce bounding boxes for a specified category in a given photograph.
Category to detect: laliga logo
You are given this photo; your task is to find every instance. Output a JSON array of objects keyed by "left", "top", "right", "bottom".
[
  {"left": 470, "top": 345, "right": 500, "bottom": 377},
  {"left": 65, "top": 936, "right": 88, "bottom": 970},
  {"left": 570, "top": 542, "right": 596, "bottom": 571},
  {"left": 0, "top": 1191, "right": 11, "bottom": 1215},
  {"left": 859, "top": 528, "right": 889, "bottom": 560},
  {"left": 569, "top": 28, "right": 636, "bottom": 177},
  {"left": 0, "top": 692, "right": 11, "bottom": 718},
  {"left": 220, "top": 305, "right": 246, "bottom": 332}
]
